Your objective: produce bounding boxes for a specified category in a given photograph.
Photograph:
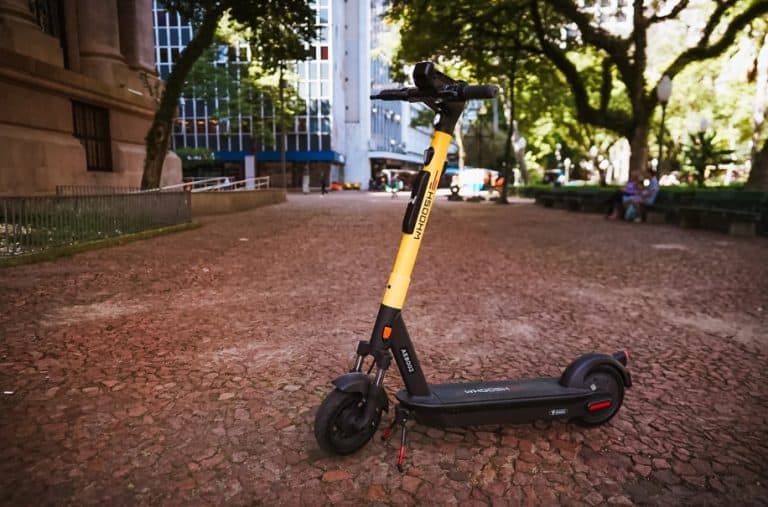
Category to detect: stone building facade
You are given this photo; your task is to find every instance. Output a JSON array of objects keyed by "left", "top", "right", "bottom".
[{"left": 0, "top": 0, "right": 180, "bottom": 195}]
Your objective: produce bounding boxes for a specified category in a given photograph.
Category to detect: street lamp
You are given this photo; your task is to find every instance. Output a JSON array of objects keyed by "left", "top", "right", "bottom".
[
  {"left": 698, "top": 116, "right": 711, "bottom": 133},
  {"left": 656, "top": 75, "right": 673, "bottom": 175},
  {"left": 279, "top": 62, "right": 287, "bottom": 190}
]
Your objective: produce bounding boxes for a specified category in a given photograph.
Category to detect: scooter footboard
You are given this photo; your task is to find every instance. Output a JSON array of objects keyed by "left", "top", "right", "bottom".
[
  {"left": 395, "top": 378, "right": 593, "bottom": 427},
  {"left": 407, "top": 398, "right": 592, "bottom": 427}
]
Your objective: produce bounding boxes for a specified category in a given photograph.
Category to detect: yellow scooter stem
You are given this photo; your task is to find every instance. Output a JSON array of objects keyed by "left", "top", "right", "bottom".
[{"left": 381, "top": 131, "right": 453, "bottom": 310}]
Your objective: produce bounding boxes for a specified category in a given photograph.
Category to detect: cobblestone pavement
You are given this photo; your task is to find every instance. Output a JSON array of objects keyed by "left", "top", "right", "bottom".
[{"left": 1, "top": 193, "right": 767, "bottom": 506}]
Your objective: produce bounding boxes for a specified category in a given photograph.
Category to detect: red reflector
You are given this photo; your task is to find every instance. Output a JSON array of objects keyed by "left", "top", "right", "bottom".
[{"left": 588, "top": 400, "right": 612, "bottom": 412}]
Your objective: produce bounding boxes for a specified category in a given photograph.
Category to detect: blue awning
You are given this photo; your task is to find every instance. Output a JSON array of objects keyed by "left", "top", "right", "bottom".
[{"left": 213, "top": 150, "right": 345, "bottom": 164}]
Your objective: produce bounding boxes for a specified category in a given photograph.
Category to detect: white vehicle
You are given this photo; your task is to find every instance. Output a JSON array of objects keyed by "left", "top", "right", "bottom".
[{"left": 451, "top": 167, "right": 499, "bottom": 198}]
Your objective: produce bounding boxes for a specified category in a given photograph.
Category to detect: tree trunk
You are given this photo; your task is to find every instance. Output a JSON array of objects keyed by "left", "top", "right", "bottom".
[
  {"left": 500, "top": 120, "right": 513, "bottom": 205},
  {"left": 454, "top": 120, "right": 466, "bottom": 170},
  {"left": 513, "top": 121, "right": 528, "bottom": 183},
  {"left": 499, "top": 69, "right": 517, "bottom": 205},
  {"left": 627, "top": 121, "right": 650, "bottom": 180},
  {"left": 141, "top": 9, "right": 223, "bottom": 189},
  {"left": 746, "top": 138, "right": 768, "bottom": 190},
  {"left": 750, "top": 34, "right": 768, "bottom": 175}
]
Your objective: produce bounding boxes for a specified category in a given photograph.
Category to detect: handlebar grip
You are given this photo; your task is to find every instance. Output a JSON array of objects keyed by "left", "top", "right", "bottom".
[
  {"left": 372, "top": 84, "right": 498, "bottom": 102},
  {"left": 370, "top": 88, "right": 415, "bottom": 101},
  {"left": 461, "top": 85, "right": 499, "bottom": 100}
]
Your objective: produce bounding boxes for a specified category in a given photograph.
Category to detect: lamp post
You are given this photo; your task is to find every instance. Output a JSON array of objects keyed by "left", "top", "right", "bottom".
[
  {"left": 656, "top": 75, "right": 673, "bottom": 175},
  {"left": 694, "top": 117, "right": 711, "bottom": 186},
  {"left": 279, "top": 62, "right": 287, "bottom": 190},
  {"left": 699, "top": 116, "right": 710, "bottom": 133}
]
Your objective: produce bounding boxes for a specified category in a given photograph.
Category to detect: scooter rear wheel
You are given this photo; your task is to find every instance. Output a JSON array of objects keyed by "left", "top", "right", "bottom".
[
  {"left": 575, "top": 366, "right": 624, "bottom": 427},
  {"left": 314, "top": 389, "right": 382, "bottom": 455}
]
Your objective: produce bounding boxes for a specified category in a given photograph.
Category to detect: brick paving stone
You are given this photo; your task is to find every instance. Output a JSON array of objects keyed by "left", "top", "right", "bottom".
[
  {"left": 583, "top": 491, "right": 604, "bottom": 506},
  {"left": 321, "top": 470, "right": 351, "bottom": 482},
  {"left": 401, "top": 475, "right": 421, "bottom": 494},
  {"left": 1, "top": 193, "right": 767, "bottom": 505}
]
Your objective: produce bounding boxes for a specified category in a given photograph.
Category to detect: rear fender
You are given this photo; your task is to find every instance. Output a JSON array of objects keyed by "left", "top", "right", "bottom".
[{"left": 559, "top": 352, "right": 632, "bottom": 388}]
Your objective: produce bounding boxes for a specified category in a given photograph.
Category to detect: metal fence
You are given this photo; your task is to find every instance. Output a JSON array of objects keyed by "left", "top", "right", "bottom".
[
  {"left": 1, "top": 191, "right": 191, "bottom": 257},
  {"left": 56, "top": 176, "right": 271, "bottom": 195},
  {"left": 56, "top": 185, "right": 142, "bottom": 196}
]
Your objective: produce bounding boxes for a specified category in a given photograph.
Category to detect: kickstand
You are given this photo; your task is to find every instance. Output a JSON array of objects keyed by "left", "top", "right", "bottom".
[{"left": 381, "top": 405, "right": 411, "bottom": 472}]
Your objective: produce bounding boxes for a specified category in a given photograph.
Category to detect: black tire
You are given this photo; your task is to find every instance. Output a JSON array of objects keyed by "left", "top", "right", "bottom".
[
  {"left": 314, "top": 389, "right": 382, "bottom": 455},
  {"left": 575, "top": 366, "right": 624, "bottom": 427}
]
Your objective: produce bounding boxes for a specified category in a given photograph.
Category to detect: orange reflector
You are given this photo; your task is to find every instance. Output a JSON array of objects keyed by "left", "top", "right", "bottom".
[
  {"left": 382, "top": 326, "right": 392, "bottom": 339},
  {"left": 588, "top": 400, "right": 612, "bottom": 412}
]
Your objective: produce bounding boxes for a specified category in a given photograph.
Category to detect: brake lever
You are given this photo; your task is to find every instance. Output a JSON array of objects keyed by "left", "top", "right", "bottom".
[{"left": 435, "top": 82, "right": 467, "bottom": 101}]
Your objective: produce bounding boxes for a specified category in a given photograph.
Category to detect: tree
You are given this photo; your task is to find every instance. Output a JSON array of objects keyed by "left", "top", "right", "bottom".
[
  {"left": 181, "top": 35, "right": 305, "bottom": 154},
  {"left": 389, "top": 1, "right": 558, "bottom": 203},
  {"left": 746, "top": 24, "right": 768, "bottom": 190},
  {"left": 748, "top": 140, "right": 768, "bottom": 189},
  {"left": 389, "top": 1, "right": 633, "bottom": 200},
  {"left": 529, "top": 0, "right": 768, "bottom": 179},
  {"left": 142, "top": 0, "right": 315, "bottom": 189}
]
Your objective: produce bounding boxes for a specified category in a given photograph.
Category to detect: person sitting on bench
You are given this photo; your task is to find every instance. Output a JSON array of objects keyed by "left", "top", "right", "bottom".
[
  {"left": 607, "top": 175, "right": 641, "bottom": 220},
  {"left": 626, "top": 170, "right": 660, "bottom": 222}
]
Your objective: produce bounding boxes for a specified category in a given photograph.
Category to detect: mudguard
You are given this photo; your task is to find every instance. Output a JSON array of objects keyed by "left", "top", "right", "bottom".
[
  {"left": 331, "top": 372, "right": 390, "bottom": 412},
  {"left": 332, "top": 372, "right": 372, "bottom": 394},
  {"left": 559, "top": 352, "right": 632, "bottom": 388}
]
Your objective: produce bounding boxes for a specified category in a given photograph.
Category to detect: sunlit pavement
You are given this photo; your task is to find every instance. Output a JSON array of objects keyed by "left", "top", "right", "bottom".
[{"left": 1, "top": 192, "right": 766, "bottom": 505}]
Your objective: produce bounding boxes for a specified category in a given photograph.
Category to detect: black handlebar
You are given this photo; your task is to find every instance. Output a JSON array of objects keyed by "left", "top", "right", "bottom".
[
  {"left": 371, "top": 83, "right": 498, "bottom": 103},
  {"left": 461, "top": 85, "right": 499, "bottom": 100},
  {"left": 373, "top": 62, "right": 495, "bottom": 132}
]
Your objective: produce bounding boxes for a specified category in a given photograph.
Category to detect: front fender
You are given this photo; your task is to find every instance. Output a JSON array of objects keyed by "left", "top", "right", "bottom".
[
  {"left": 559, "top": 352, "right": 632, "bottom": 388},
  {"left": 331, "top": 372, "right": 390, "bottom": 412},
  {"left": 332, "top": 372, "right": 372, "bottom": 394}
]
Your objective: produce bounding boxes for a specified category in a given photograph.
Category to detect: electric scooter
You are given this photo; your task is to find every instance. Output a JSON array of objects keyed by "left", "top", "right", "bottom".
[{"left": 314, "top": 62, "right": 631, "bottom": 470}]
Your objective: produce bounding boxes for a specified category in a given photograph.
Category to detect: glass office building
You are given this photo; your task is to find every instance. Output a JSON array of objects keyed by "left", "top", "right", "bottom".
[{"left": 152, "top": 0, "right": 429, "bottom": 188}]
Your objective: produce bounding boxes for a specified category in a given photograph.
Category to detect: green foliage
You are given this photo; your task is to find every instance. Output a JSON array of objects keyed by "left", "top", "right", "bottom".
[
  {"left": 174, "top": 147, "right": 215, "bottom": 170},
  {"left": 389, "top": 0, "right": 766, "bottom": 182},
  {"left": 160, "top": 0, "right": 315, "bottom": 73},
  {"left": 683, "top": 131, "right": 736, "bottom": 187},
  {"left": 175, "top": 146, "right": 214, "bottom": 161},
  {"left": 387, "top": 0, "right": 585, "bottom": 186},
  {"left": 143, "top": 0, "right": 316, "bottom": 188},
  {"left": 385, "top": 2, "right": 618, "bottom": 177},
  {"left": 656, "top": 33, "right": 761, "bottom": 170},
  {"left": 181, "top": 25, "right": 306, "bottom": 146}
]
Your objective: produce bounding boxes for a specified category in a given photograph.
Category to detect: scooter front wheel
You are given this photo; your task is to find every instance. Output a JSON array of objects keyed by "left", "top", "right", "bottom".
[{"left": 314, "top": 389, "right": 382, "bottom": 455}]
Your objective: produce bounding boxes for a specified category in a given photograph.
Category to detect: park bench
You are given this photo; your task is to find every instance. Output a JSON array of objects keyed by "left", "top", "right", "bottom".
[
  {"left": 534, "top": 190, "right": 557, "bottom": 208},
  {"left": 534, "top": 188, "right": 612, "bottom": 213},
  {"left": 534, "top": 186, "right": 767, "bottom": 237},
  {"left": 644, "top": 191, "right": 767, "bottom": 236},
  {"left": 674, "top": 191, "right": 767, "bottom": 236},
  {"left": 643, "top": 192, "right": 684, "bottom": 224}
]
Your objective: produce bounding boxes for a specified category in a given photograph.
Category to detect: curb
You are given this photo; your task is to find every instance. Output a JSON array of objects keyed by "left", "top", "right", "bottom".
[{"left": 0, "top": 222, "right": 202, "bottom": 268}]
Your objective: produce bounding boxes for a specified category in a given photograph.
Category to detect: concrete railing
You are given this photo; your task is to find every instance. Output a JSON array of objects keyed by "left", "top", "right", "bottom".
[{"left": 191, "top": 189, "right": 285, "bottom": 216}]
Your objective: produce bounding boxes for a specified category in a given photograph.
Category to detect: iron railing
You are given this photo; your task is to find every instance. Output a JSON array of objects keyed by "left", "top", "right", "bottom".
[
  {"left": 175, "top": 176, "right": 271, "bottom": 192},
  {"left": 1, "top": 192, "right": 191, "bottom": 256},
  {"left": 56, "top": 185, "right": 141, "bottom": 196},
  {"left": 56, "top": 176, "right": 272, "bottom": 196}
]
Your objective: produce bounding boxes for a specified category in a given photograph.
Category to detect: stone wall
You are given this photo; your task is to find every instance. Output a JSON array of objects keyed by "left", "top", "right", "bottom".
[
  {"left": 191, "top": 190, "right": 286, "bottom": 216},
  {"left": 0, "top": 0, "right": 180, "bottom": 196}
]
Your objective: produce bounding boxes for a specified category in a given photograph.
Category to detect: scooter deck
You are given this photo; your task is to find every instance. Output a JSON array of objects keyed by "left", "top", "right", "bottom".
[{"left": 395, "top": 377, "right": 594, "bottom": 427}]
